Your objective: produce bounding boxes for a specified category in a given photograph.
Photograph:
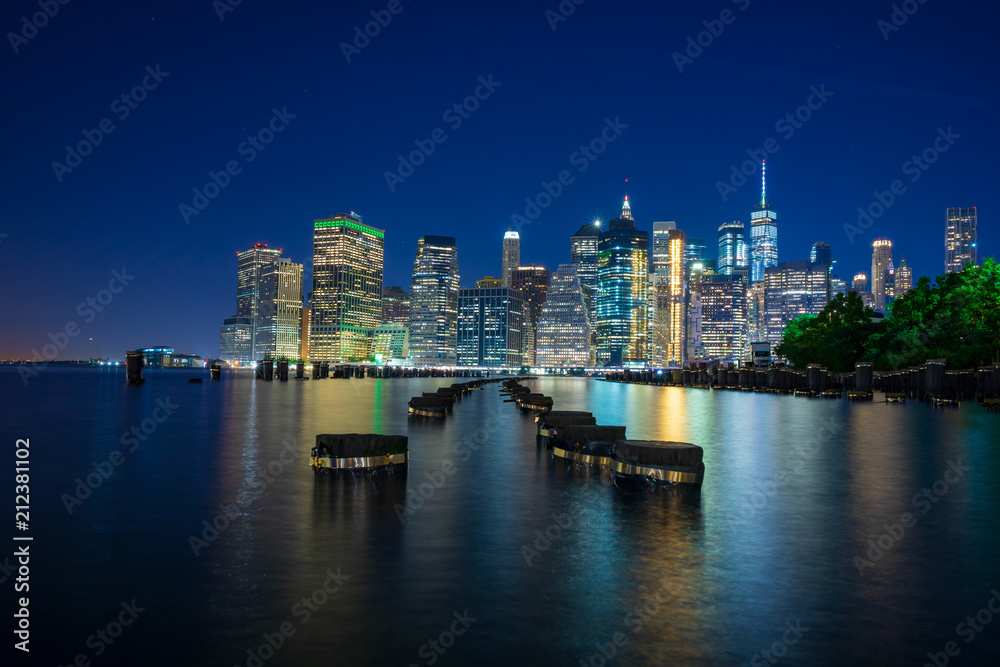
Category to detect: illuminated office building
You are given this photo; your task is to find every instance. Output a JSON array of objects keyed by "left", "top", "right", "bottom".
[
  {"left": 596, "top": 194, "right": 649, "bottom": 366},
  {"left": 381, "top": 286, "right": 410, "bottom": 325},
  {"left": 652, "top": 221, "right": 677, "bottom": 274},
  {"left": 509, "top": 265, "right": 550, "bottom": 365},
  {"left": 309, "top": 213, "right": 384, "bottom": 362},
  {"left": 871, "top": 239, "right": 893, "bottom": 313},
  {"left": 536, "top": 264, "right": 590, "bottom": 367},
  {"left": 571, "top": 223, "right": 600, "bottom": 329},
  {"left": 409, "top": 235, "right": 460, "bottom": 366},
  {"left": 261, "top": 257, "right": 304, "bottom": 359},
  {"left": 370, "top": 323, "right": 409, "bottom": 361},
  {"left": 945, "top": 207, "right": 977, "bottom": 273},
  {"left": 763, "top": 261, "right": 829, "bottom": 344},
  {"left": 219, "top": 316, "right": 253, "bottom": 365},
  {"left": 699, "top": 275, "right": 748, "bottom": 363},
  {"left": 895, "top": 256, "right": 913, "bottom": 297},
  {"left": 717, "top": 221, "right": 748, "bottom": 276},
  {"left": 664, "top": 229, "right": 686, "bottom": 366},
  {"left": 749, "top": 161, "right": 778, "bottom": 283},
  {"left": 231, "top": 244, "right": 302, "bottom": 361},
  {"left": 810, "top": 241, "right": 832, "bottom": 268},
  {"left": 684, "top": 237, "right": 708, "bottom": 264},
  {"left": 502, "top": 228, "right": 520, "bottom": 287},
  {"left": 457, "top": 287, "right": 523, "bottom": 367},
  {"left": 235, "top": 243, "right": 282, "bottom": 360}
]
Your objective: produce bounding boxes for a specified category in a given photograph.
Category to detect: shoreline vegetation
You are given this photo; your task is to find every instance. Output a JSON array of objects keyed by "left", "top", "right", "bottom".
[{"left": 777, "top": 260, "right": 1000, "bottom": 372}]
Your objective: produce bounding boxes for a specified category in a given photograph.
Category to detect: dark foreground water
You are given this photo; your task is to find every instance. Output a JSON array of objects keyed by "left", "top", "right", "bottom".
[{"left": 2, "top": 367, "right": 1000, "bottom": 666}]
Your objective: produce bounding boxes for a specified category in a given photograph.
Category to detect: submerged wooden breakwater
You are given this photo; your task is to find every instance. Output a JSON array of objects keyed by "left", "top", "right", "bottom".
[
  {"left": 603, "top": 361, "right": 1000, "bottom": 409},
  {"left": 495, "top": 380, "right": 706, "bottom": 489}
]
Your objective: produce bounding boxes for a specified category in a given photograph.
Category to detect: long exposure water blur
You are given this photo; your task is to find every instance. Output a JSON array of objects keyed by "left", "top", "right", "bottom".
[{"left": 5, "top": 367, "right": 1000, "bottom": 666}]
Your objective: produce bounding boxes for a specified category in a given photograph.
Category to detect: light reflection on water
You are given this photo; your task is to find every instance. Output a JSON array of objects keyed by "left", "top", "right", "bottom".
[{"left": 5, "top": 369, "right": 1000, "bottom": 666}]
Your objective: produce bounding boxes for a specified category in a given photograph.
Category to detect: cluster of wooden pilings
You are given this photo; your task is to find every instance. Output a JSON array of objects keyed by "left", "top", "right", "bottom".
[
  {"left": 406, "top": 377, "right": 531, "bottom": 418},
  {"left": 500, "top": 378, "right": 554, "bottom": 412},
  {"left": 497, "top": 383, "right": 705, "bottom": 488},
  {"left": 603, "top": 361, "right": 1000, "bottom": 409}
]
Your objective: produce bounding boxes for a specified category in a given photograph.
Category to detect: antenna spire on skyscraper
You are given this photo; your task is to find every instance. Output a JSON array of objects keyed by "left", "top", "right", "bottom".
[
  {"left": 621, "top": 178, "right": 632, "bottom": 219},
  {"left": 761, "top": 160, "right": 767, "bottom": 206}
]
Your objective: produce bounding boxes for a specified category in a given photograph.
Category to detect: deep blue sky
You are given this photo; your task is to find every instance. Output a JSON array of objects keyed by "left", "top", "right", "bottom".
[{"left": 1, "top": 0, "right": 995, "bottom": 359}]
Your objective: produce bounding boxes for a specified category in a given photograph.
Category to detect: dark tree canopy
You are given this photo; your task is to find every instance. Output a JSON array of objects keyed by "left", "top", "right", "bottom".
[{"left": 776, "top": 260, "right": 1000, "bottom": 371}]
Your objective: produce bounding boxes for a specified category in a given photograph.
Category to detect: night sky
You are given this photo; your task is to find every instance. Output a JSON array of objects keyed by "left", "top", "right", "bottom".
[{"left": 1, "top": 0, "right": 995, "bottom": 360}]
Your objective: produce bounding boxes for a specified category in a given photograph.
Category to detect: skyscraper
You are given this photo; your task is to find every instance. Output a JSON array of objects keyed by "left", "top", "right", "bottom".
[
  {"left": 219, "top": 316, "right": 253, "bottom": 364},
  {"left": 871, "top": 239, "right": 893, "bottom": 313},
  {"left": 502, "top": 228, "right": 520, "bottom": 287},
  {"left": 652, "top": 221, "right": 677, "bottom": 274},
  {"left": 309, "top": 213, "right": 385, "bottom": 362},
  {"left": 596, "top": 194, "right": 649, "bottom": 366},
  {"left": 236, "top": 243, "right": 282, "bottom": 360},
  {"left": 381, "top": 286, "right": 411, "bottom": 325},
  {"left": 260, "top": 257, "right": 304, "bottom": 359},
  {"left": 664, "top": 229, "right": 686, "bottom": 366},
  {"left": 570, "top": 223, "right": 600, "bottom": 326},
  {"left": 749, "top": 161, "right": 778, "bottom": 283},
  {"left": 763, "top": 261, "right": 830, "bottom": 344},
  {"left": 717, "top": 221, "right": 747, "bottom": 276},
  {"left": 699, "top": 275, "right": 748, "bottom": 363},
  {"left": 684, "top": 238, "right": 708, "bottom": 265},
  {"left": 945, "top": 207, "right": 977, "bottom": 273},
  {"left": 536, "top": 264, "right": 591, "bottom": 368},
  {"left": 852, "top": 273, "right": 867, "bottom": 294},
  {"left": 409, "top": 235, "right": 460, "bottom": 365},
  {"left": 896, "top": 255, "right": 913, "bottom": 297},
  {"left": 457, "top": 286, "right": 523, "bottom": 367},
  {"left": 810, "top": 242, "right": 832, "bottom": 267},
  {"left": 509, "top": 265, "right": 551, "bottom": 365}
]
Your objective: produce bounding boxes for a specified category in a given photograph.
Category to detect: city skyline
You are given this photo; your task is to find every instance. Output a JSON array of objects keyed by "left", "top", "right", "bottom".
[{"left": 2, "top": 1, "right": 995, "bottom": 361}]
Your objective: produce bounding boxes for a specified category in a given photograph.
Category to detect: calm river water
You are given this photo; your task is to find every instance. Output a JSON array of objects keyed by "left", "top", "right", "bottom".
[{"left": 3, "top": 367, "right": 999, "bottom": 666}]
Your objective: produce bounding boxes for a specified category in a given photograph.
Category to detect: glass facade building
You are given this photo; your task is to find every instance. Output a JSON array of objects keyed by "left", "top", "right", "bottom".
[
  {"left": 871, "top": 239, "right": 893, "bottom": 313},
  {"left": 945, "top": 207, "right": 977, "bottom": 273},
  {"left": 749, "top": 162, "right": 778, "bottom": 283},
  {"left": 763, "top": 261, "right": 830, "bottom": 345},
  {"left": 457, "top": 287, "right": 523, "bottom": 367},
  {"left": 409, "top": 235, "right": 460, "bottom": 366},
  {"left": 596, "top": 196, "right": 649, "bottom": 366},
  {"left": 381, "top": 286, "right": 410, "bottom": 325},
  {"left": 309, "top": 213, "right": 384, "bottom": 362},
  {"left": 509, "top": 266, "right": 550, "bottom": 365},
  {"left": 717, "top": 221, "right": 747, "bottom": 276},
  {"left": 699, "top": 276, "right": 748, "bottom": 363},
  {"left": 220, "top": 317, "right": 253, "bottom": 364},
  {"left": 236, "top": 244, "right": 282, "bottom": 360},
  {"left": 502, "top": 229, "right": 520, "bottom": 287},
  {"left": 535, "top": 264, "right": 591, "bottom": 367}
]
